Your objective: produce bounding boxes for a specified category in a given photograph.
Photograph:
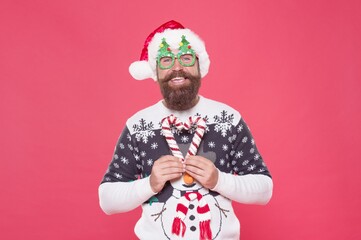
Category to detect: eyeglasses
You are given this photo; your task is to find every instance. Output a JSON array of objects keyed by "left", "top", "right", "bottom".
[{"left": 157, "top": 52, "right": 196, "bottom": 70}]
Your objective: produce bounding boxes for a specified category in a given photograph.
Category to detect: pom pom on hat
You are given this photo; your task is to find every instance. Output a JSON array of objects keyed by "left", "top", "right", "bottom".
[
  {"left": 129, "top": 60, "right": 155, "bottom": 80},
  {"left": 129, "top": 20, "right": 210, "bottom": 81}
]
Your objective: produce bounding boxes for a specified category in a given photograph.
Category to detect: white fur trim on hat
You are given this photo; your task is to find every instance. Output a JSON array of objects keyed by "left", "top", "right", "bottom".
[
  {"left": 129, "top": 60, "right": 155, "bottom": 80},
  {"left": 129, "top": 28, "right": 210, "bottom": 81}
]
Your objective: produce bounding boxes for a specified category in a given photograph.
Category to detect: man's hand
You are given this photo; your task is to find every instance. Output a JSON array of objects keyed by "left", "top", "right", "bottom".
[
  {"left": 149, "top": 155, "right": 185, "bottom": 193},
  {"left": 185, "top": 156, "right": 219, "bottom": 189}
]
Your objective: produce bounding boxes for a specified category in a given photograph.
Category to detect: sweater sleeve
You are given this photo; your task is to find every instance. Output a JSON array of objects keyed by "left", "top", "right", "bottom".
[
  {"left": 99, "top": 176, "right": 156, "bottom": 214},
  {"left": 212, "top": 171, "right": 273, "bottom": 204},
  {"left": 211, "top": 117, "right": 273, "bottom": 204},
  {"left": 99, "top": 126, "right": 156, "bottom": 214}
]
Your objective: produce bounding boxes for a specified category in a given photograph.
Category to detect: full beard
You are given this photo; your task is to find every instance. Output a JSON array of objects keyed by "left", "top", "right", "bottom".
[{"left": 158, "top": 70, "right": 201, "bottom": 111}]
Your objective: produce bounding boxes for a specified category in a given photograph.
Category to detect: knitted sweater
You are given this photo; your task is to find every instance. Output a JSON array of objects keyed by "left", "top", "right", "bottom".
[{"left": 99, "top": 96, "right": 273, "bottom": 240}]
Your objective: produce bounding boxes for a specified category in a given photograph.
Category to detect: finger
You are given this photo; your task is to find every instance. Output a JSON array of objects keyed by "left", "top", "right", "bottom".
[
  {"left": 185, "top": 155, "right": 209, "bottom": 165},
  {"left": 158, "top": 162, "right": 185, "bottom": 172},
  {"left": 187, "top": 155, "right": 207, "bottom": 161},
  {"left": 158, "top": 155, "right": 182, "bottom": 163},
  {"left": 184, "top": 168, "right": 204, "bottom": 185},
  {"left": 185, "top": 164, "right": 205, "bottom": 177},
  {"left": 155, "top": 157, "right": 184, "bottom": 169},
  {"left": 161, "top": 166, "right": 185, "bottom": 175},
  {"left": 151, "top": 168, "right": 183, "bottom": 180},
  {"left": 158, "top": 156, "right": 184, "bottom": 167},
  {"left": 162, "top": 172, "right": 183, "bottom": 182},
  {"left": 185, "top": 159, "right": 208, "bottom": 170}
]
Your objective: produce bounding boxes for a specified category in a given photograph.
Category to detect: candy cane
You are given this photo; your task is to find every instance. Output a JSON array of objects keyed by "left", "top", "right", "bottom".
[
  {"left": 161, "top": 115, "right": 184, "bottom": 159},
  {"left": 161, "top": 115, "right": 207, "bottom": 184},
  {"left": 183, "top": 116, "right": 207, "bottom": 157}
]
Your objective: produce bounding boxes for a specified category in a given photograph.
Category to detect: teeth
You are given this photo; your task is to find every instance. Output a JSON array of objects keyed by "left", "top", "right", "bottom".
[{"left": 172, "top": 77, "right": 185, "bottom": 81}]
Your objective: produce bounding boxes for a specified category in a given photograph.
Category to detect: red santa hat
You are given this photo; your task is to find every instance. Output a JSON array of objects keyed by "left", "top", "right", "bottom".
[{"left": 129, "top": 20, "right": 210, "bottom": 81}]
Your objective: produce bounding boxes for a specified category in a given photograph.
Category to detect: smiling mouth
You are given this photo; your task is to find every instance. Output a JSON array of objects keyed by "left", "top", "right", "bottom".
[{"left": 169, "top": 77, "right": 188, "bottom": 85}]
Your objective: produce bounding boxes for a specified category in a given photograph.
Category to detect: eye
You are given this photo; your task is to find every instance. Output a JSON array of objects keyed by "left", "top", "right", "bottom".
[
  {"left": 180, "top": 54, "right": 193, "bottom": 63},
  {"left": 160, "top": 57, "right": 172, "bottom": 63}
]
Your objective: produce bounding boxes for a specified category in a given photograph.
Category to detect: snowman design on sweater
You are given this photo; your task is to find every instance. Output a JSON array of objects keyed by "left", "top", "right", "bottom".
[
  {"left": 101, "top": 96, "right": 271, "bottom": 239},
  {"left": 148, "top": 141, "right": 229, "bottom": 239}
]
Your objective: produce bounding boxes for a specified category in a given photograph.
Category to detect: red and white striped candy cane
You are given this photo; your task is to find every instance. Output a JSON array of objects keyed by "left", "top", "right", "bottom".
[
  {"left": 161, "top": 115, "right": 184, "bottom": 159},
  {"left": 183, "top": 116, "right": 207, "bottom": 158},
  {"left": 161, "top": 115, "right": 207, "bottom": 185}
]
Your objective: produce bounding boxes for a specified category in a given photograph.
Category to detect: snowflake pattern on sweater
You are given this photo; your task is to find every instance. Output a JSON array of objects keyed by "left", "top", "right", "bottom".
[{"left": 101, "top": 96, "right": 271, "bottom": 239}]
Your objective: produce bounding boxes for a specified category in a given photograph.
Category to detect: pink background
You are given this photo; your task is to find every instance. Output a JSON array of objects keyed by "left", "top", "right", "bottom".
[{"left": 1, "top": 0, "right": 360, "bottom": 239}]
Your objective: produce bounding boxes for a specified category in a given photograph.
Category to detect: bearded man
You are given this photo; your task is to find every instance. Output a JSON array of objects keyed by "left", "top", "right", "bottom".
[{"left": 99, "top": 20, "right": 273, "bottom": 240}]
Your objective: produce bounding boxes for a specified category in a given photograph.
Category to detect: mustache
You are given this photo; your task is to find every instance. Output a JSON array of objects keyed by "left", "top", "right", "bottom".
[{"left": 164, "top": 70, "right": 193, "bottom": 82}]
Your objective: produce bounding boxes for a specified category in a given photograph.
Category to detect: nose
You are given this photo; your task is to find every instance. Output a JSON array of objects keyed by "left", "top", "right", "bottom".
[
  {"left": 183, "top": 172, "right": 194, "bottom": 185},
  {"left": 172, "top": 58, "right": 183, "bottom": 71}
]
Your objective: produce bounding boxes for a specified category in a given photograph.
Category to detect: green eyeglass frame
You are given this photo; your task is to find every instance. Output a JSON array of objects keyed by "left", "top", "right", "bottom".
[{"left": 157, "top": 52, "right": 196, "bottom": 70}]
